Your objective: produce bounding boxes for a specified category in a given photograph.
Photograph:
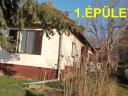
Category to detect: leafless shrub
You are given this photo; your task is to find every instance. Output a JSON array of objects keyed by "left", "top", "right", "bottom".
[{"left": 63, "top": 48, "right": 117, "bottom": 96}]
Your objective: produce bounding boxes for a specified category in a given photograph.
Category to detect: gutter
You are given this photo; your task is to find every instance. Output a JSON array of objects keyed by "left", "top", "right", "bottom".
[
  {"left": 56, "top": 32, "right": 63, "bottom": 80},
  {"left": 8, "top": 27, "right": 43, "bottom": 31}
]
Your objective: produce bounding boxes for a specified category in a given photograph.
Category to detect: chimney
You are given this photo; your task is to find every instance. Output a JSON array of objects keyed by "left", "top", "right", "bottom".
[{"left": 47, "top": 2, "right": 53, "bottom": 8}]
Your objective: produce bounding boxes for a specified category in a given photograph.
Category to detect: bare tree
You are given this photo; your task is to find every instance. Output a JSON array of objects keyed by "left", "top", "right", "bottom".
[{"left": 87, "top": 0, "right": 127, "bottom": 70}]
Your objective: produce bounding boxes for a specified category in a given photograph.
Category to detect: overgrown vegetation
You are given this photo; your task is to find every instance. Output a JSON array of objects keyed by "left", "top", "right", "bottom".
[
  {"left": 0, "top": 75, "right": 127, "bottom": 96},
  {"left": 63, "top": 64, "right": 117, "bottom": 96}
]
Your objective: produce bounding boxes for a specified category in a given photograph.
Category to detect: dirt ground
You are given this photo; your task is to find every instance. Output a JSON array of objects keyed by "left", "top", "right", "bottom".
[
  {"left": 43, "top": 87, "right": 63, "bottom": 96},
  {"left": 27, "top": 87, "right": 63, "bottom": 96}
]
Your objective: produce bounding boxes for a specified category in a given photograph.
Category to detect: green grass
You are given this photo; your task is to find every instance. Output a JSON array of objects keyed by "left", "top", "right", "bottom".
[
  {"left": 0, "top": 76, "right": 31, "bottom": 96},
  {"left": 0, "top": 76, "right": 33, "bottom": 84},
  {"left": 0, "top": 84, "right": 25, "bottom": 96},
  {"left": 0, "top": 76, "right": 41, "bottom": 96}
]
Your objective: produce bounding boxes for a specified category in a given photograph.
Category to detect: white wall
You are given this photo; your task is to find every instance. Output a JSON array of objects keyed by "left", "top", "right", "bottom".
[
  {"left": 41, "top": 30, "right": 59, "bottom": 69},
  {"left": 61, "top": 33, "right": 82, "bottom": 69},
  {"left": 0, "top": 30, "right": 83, "bottom": 70}
]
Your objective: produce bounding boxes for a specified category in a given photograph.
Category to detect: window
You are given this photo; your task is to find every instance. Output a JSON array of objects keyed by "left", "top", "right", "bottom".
[
  {"left": 9, "top": 30, "right": 42, "bottom": 55},
  {"left": 19, "top": 31, "right": 42, "bottom": 55},
  {"left": 71, "top": 42, "right": 78, "bottom": 58}
]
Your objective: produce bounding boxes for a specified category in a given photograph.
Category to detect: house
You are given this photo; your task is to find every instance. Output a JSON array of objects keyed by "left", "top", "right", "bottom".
[
  {"left": 0, "top": 23, "right": 95, "bottom": 80},
  {"left": 0, "top": 4, "right": 95, "bottom": 80}
]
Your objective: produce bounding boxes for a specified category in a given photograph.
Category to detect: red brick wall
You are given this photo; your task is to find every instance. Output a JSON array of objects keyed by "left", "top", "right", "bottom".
[
  {"left": 0, "top": 63, "right": 79, "bottom": 80},
  {"left": 0, "top": 63, "right": 57, "bottom": 80}
]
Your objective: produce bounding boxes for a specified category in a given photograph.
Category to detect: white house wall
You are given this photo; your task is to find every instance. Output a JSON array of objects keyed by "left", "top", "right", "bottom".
[
  {"left": 0, "top": 30, "right": 82, "bottom": 70},
  {"left": 61, "top": 33, "right": 82, "bottom": 69},
  {"left": 41, "top": 30, "right": 59, "bottom": 69}
]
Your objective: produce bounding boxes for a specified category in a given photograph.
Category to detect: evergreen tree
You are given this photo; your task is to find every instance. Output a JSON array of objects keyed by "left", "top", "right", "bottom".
[{"left": 0, "top": 0, "right": 37, "bottom": 51}]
